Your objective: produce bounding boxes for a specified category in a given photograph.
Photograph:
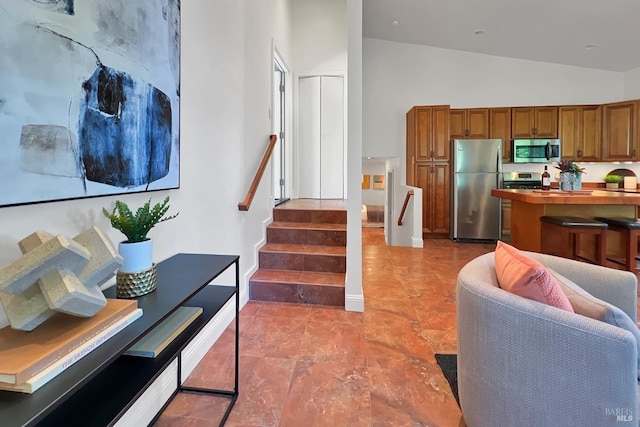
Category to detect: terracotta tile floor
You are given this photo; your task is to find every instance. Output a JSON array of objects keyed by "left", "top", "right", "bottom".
[{"left": 152, "top": 229, "right": 499, "bottom": 426}]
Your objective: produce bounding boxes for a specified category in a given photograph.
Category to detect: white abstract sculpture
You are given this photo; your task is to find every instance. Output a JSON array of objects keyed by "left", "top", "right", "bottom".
[{"left": 0, "top": 227, "right": 123, "bottom": 331}]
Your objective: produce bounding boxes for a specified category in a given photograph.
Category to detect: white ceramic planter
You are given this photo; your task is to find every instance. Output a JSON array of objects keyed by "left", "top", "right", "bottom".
[{"left": 118, "top": 239, "right": 153, "bottom": 273}]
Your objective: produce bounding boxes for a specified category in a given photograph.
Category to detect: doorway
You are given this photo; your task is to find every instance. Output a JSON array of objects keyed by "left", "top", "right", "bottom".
[{"left": 273, "top": 51, "right": 289, "bottom": 206}]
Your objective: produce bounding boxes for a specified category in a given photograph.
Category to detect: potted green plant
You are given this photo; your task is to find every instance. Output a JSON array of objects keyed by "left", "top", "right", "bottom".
[
  {"left": 103, "top": 196, "right": 178, "bottom": 274},
  {"left": 604, "top": 174, "right": 623, "bottom": 189}
]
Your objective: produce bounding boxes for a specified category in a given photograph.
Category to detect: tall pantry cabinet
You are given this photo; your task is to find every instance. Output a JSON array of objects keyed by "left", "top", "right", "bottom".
[{"left": 406, "top": 105, "right": 450, "bottom": 237}]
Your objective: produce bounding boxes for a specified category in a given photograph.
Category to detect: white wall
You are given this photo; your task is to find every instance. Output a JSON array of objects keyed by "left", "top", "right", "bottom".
[
  {"left": 291, "top": 0, "right": 348, "bottom": 200},
  {"left": 0, "top": 0, "right": 294, "bottom": 326},
  {"left": 624, "top": 66, "right": 640, "bottom": 99},
  {"left": 291, "top": 0, "right": 347, "bottom": 75},
  {"left": 346, "top": 0, "right": 363, "bottom": 312},
  {"left": 381, "top": 156, "right": 422, "bottom": 248},
  {"left": 362, "top": 38, "right": 625, "bottom": 167},
  {"left": 390, "top": 184, "right": 422, "bottom": 248}
]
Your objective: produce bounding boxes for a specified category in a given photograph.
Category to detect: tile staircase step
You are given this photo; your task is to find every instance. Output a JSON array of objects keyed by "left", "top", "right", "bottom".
[
  {"left": 267, "top": 221, "right": 347, "bottom": 246},
  {"left": 251, "top": 199, "right": 348, "bottom": 306},
  {"left": 249, "top": 269, "right": 345, "bottom": 306},
  {"left": 258, "top": 243, "right": 346, "bottom": 273},
  {"left": 273, "top": 209, "right": 347, "bottom": 224}
]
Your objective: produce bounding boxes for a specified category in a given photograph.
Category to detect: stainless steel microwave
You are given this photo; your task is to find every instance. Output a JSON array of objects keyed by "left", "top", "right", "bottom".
[{"left": 512, "top": 139, "right": 561, "bottom": 163}]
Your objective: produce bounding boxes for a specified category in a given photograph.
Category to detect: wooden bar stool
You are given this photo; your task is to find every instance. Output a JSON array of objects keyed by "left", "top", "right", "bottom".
[
  {"left": 595, "top": 217, "right": 640, "bottom": 274},
  {"left": 540, "top": 216, "right": 608, "bottom": 265}
]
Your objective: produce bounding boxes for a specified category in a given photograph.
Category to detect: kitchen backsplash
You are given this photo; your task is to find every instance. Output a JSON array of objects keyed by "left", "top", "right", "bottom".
[{"left": 502, "top": 162, "right": 640, "bottom": 183}]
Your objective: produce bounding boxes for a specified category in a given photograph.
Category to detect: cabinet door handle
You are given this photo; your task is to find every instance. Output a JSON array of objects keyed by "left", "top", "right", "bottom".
[
  {"left": 431, "top": 150, "right": 435, "bottom": 159},
  {"left": 412, "top": 156, "right": 415, "bottom": 165},
  {"left": 577, "top": 150, "right": 583, "bottom": 158}
]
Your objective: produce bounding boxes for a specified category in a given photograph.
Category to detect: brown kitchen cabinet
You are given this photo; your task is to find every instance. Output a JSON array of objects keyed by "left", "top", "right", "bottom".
[
  {"left": 406, "top": 105, "right": 450, "bottom": 170},
  {"left": 450, "top": 108, "right": 489, "bottom": 139},
  {"left": 501, "top": 199, "right": 511, "bottom": 238},
  {"left": 407, "top": 105, "right": 451, "bottom": 237},
  {"left": 512, "top": 106, "right": 558, "bottom": 138},
  {"left": 415, "top": 162, "right": 450, "bottom": 236},
  {"left": 489, "top": 107, "right": 512, "bottom": 162},
  {"left": 602, "top": 100, "right": 639, "bottom": 161},
  {"left": 406, "top": 105, "right": 450, "bottom": 186},
  {"left": 558, "top": 105, "right": 602, "bottom": 161}
]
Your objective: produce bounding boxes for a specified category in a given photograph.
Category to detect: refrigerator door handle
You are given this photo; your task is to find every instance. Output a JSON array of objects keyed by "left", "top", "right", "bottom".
[{"left": 452, "top": 173, "right": 458, "bottom": 237}]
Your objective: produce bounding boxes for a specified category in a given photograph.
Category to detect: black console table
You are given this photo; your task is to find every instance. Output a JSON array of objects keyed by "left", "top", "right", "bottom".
[{"left": 0, "top": 253, "right": 240, "bottom": 427}]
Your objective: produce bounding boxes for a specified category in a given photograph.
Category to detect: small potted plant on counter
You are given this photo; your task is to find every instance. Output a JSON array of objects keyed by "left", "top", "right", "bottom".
[
  {"left": 103, "top": 196, "right": 179, "bottom": 297},
  {"left": 604, "top": 174, "right": 623, "bottom": 189},
  {"left": 103, "top": 196, "right": 179, "bottom": 273}
]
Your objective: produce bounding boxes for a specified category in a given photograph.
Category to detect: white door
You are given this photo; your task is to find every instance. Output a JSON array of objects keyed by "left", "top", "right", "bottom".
[
  {"left": 273, "top": 55, "right": 288, "bottom": 204},
  {"left": 298, "top": 75, "right": 344, "bottom": 199},
  {"left": 298, "top": 77, "right": 321, "bottom": 198}
]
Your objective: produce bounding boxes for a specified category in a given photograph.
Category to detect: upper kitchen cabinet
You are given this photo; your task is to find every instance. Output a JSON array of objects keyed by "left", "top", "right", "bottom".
[
  {"left": 511, "top": 106, "right": 558, "bottom": 138},
  {"left": 602, "top": 100, "right": 639, "bottom": 161},
  {"left": 450, "top": 108, "right": 489, "bottom": 139},
  {"left": 558, "top": 105, "right": 602, "bottom": 161},
  {"left": 406, "top": 105, "right": 450, "bottom": 185},
  {"left": 489, "top": 107, "right": 512, "bottom": 162}
]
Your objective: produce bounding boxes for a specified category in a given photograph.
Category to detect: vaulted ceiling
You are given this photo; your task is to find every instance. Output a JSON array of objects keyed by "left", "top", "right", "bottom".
[{"left": 363, "top": 0, "right": 640, "bottom": 72}]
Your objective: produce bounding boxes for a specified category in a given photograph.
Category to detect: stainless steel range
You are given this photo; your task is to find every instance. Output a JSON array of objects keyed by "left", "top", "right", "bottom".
[{"left": 502, "top": 172, "right": 543, "bottom": 190}]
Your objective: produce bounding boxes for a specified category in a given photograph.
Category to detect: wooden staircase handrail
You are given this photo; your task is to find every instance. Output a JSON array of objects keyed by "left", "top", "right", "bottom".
[
  {"left": 238, "top": 135, "right": 278, "bottom": 211},
  {"left": 397, "top": 190, "right": 414, "bottom": 226}
]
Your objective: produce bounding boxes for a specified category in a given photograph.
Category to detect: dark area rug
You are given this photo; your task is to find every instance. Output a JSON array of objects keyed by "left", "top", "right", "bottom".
[{"left": 435, "top": 353, "right": 459, "bottom": 407}]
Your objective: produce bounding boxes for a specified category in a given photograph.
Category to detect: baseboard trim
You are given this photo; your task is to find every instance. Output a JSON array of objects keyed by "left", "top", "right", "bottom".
[
  {"left": 412, "top": 236, "right": 424, "bottom": 248},
  {"left": 345, "top": 294, "right": 364, "bottom": 312}
]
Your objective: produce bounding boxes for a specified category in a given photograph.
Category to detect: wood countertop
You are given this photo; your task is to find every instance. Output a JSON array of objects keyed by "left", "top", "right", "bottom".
[{"left": 491, "top": 189, "right": 640, "bottom": 205}]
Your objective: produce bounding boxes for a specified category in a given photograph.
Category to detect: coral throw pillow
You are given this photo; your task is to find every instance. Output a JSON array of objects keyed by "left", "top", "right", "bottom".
[{"left": 494, "top": 241, "right": 574, "bottom": 312}]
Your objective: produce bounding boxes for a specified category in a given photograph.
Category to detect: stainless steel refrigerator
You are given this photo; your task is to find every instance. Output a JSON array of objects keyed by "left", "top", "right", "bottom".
[{"left": 450, "top": 139, "right": 502, "bottom": 241}]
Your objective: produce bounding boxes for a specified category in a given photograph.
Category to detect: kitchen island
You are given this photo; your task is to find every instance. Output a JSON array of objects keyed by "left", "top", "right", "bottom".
[{"left": 492, "top": 189, "right": 640, "bottom": 252}]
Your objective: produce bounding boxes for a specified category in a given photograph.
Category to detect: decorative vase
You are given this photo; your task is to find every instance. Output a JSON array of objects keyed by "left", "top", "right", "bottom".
[
  {"left": 605, "top": 183, "right": 619, "bottom": 189},
  {"left": 117, "top": 264, "right": 158, "bottom": 298},
  {"left": 560, "top": 172, "right": 582, "bottom": 191},
  {"left": 116, "top": 239, "right": 157, "bottom": 298},
  {"left": 118, "top": 239, "right": 153, "bottom": 273}
]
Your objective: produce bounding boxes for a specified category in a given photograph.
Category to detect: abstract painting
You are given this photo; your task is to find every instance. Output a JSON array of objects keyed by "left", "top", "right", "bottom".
[
  {"left": 373, "top": 175, "right": 385, "bottom": 190},
  {"left": 0, "top": 0, "right": 180, "bottom": 207},
  {"left": 361, "top": 175, "right": 370, "bottom": 189}
]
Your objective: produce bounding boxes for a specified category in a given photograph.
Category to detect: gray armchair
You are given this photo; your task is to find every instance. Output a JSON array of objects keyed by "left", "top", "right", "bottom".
[{"left": 457, "top": 251, "right": 638, "bottom": 427}]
